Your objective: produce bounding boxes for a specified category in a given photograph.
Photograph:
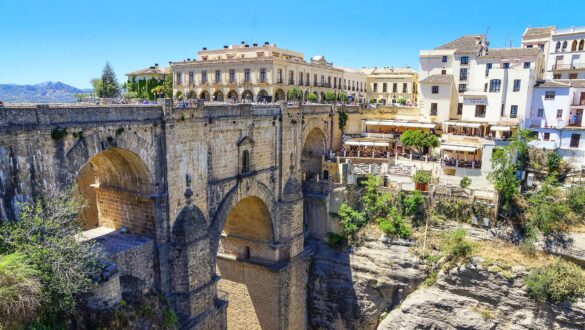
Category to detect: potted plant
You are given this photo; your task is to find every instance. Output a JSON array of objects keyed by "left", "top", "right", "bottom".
[{"left": 412, "top": 170, "right": 431, "bottom": 191}]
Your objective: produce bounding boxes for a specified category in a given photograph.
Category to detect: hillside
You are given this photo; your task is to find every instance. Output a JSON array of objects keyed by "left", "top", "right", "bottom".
[{"left": 0, "top": 82, "right": 89, "bottom": 103}]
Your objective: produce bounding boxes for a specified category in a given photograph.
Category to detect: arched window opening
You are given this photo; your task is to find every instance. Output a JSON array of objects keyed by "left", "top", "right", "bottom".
[
  {"left": 242, "top": 150, "right": 250, "bottom": 174},
  {"left": 579, "top": 40, "right": 584, "bottom": 51},
  {"left": 572, "top": 40, "right": 578, "bottom": 52},
  {"left": 556, "top": 41, "right": 561, "bottom": 51},
  {"left": 562, "top": 41, "right": 568, "bottom": 51}
]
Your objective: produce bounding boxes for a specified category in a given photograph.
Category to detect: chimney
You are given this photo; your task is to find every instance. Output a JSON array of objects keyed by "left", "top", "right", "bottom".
[
  {"left": 155, "top": 63, "right": 159, "bottom": 67},
  {"left": 244, "top": 44, "right": 249, "bottom": 48},
  {"left": 202, "top": 47, "right": 207, "bottom": 50},
  {"left": 223, "top": 45, "right": 228, "bottom": 48},
  {"left": 187, "top": 58, "right": 190, "bottom": 61},
  {"left": 253, "top": 43, "right": 258, "bottom": 47},
  {"left": 241, "top": 41, "right": 245, "bottom": 44},
  {"left": 264, "top": 41, "right": 269, "bottom": 45}
]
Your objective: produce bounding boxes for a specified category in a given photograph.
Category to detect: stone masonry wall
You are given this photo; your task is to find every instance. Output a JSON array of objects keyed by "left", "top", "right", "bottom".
[{"left": 95, "top": 188, "right": 155, "bottom": 236}]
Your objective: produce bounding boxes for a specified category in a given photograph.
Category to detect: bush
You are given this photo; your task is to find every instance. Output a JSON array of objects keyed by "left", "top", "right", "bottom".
[
  {"left": 567, "top": 186, "right": 585, "bottom": 217},
  {"left": 398, "top": 191, "right": 424, "bottom": 217},
  {"left": 338, "top": 109, "right": 348, "bottom": 131},
  {"left": 307, "top": 93, "right": 318, "bottom": 102},
  {"left": 0, "top": 253, "right": 42, "bottom": 327},
  {"left": 287, "top": 87, "right": 302, "bottom": 101},
  {"left": 460, "top": 176, "right": 472, "bottom": 189},
  {"left": 396, "top": 98, "right": 407, "bottom": 105},
  {"left": 0, "top": 186, "right": 103, "bottom": 323},
  {"left": 434, "top": 197, "right": 491, "bottom": 223},
  {"left": 377, "top": 208, "right": 412, "bottom": 238},
  {"left": 337, "top": 203, "right": 366, "bottom": 237},
  {"left": 412, "top": 170, "right": 431, "bottom": 185},
  {"left": 525, "top": 259, "right": 585, "bottom": 303},
  {"left": 440, "top": 229, "right": 474, "bottom": 262},
  {"left": 327, "top": 232, "right": 344, "bottom": 248},
  {"left": 525, "top": 177, "right": 574, "bottom": 236}
]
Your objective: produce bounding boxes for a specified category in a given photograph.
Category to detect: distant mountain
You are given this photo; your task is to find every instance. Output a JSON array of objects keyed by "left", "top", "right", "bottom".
[{"left": 0, "top": 82, "right": 91, "bottom": 103}]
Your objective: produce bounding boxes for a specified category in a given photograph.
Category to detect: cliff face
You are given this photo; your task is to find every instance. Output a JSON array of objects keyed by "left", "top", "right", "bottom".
[
  {"left": 307, "top": 236, "right": 427, "bottom": 330},
  {"left": 378, "top": 257, "right": 585, "bottom": 330}
]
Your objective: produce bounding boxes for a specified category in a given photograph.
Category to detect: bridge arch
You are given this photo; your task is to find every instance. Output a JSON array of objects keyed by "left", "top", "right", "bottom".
[
  {"left": 76, "top": 147, "right": 156, "bottom": 237},
  {"left": 301, "top": 126, "right": 328, "bottom": 181},
  {"left": 211, "top": 178, "right": 280, "bottom": 329}
]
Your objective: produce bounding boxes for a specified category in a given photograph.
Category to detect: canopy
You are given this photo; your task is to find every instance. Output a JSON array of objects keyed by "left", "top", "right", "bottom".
[
  {"left": 440, "top": 144, "right": 478, "bottom": 152},
  {"left": 490, "top": 125, "right": 512, "bottom": 132},
  {"left": 365, "top": 120, "right": 436, "bottom": 129},
  {"left": 345, "top": 139, "right": 390, "bottom": 147},
  {"left": 444, "top": 121, "right": 482, "bottom": 128}
]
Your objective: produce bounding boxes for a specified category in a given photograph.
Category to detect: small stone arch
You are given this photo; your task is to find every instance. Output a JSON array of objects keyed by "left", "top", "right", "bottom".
[
  {"left": 227, "top": 90, "right": 238, "bottom": 101},
  {"left": 200, "top": 90, "right": 210, "bottom": 101},
  {"left": 257, "top": 89, "right": 270, "bottom": 102},
  {"left": 562, "top": 40, "right": 568, "bottom": 51},
  {"left": 241, "top": 90, "right": 253, "bottom": 101},
  {"left": 187, "top": 90, "right": 197, "bottom": 99},
  {"left": 320, "top": 92, "right": 326, "bottom": 103},
  {"left": 301, "top": 127, "right": 327, "bottom": 181},
  {"left": 556, "top": 41, "right": 561, "bottom": 51},
  {"left": 274, "top": 89, "right": 286, "bottom": 101},
  {"left": 572, "top": 40, "right": 578, "bottom": 52},
  {"left": 213, "top": 90, "right": 224, "bottom": 101}
]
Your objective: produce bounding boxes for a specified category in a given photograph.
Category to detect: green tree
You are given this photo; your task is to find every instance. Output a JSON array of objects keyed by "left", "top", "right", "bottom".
[
  {"left": 337, "top": 91, "right": 348, "bottom": 103},
  {"left": 525, "top": 176, "right": 573, "bottom": 237},
  {"left": 100, "top": 62, "right": 120, "bottom": 98},
  {"left": 338, "top": 109, "right": 348, "bottom": 131},
  {"left": 399, "top": 130, "right": 439, "bottom": 155},
  {"left": 547, "top": 152, "right": 561, "bottom": 174},
  {"left": 307, "top": 93, "right": 318, "bottom": 102},
  {"left": 127, "top": 77, "right": 138, "bottom": 93},
  {"left": 163, "top": 74, "right": 173, "bottom": 98},
  {"left": 396, "top": 97, "right": 407, "bottom": 105},
  {"left": 0, "top": 186, "right": 103, "bottom": 323},
  {"left": 337, "top": 203, "right": 366, "bottom": 237},
  {"left": 487, "top": 147, "right": 519, "bottom": 211},
  {"left": 460, "top": 176, "right": 472, "bottom": 189},
  {"left": 287, "top": 87, "right": 303, "bottom": 101},
  {"left": 90, "top": 78, "right": 103, "bottom": 98},
  {"left": 324, "top": 91, "right": 336, "bottom": 103},
  {"left": 567, "top": 186, "right": 585, "bottom": 217},
  {"left": 509, "top": 128, "right": 535, "bottom": 170}
]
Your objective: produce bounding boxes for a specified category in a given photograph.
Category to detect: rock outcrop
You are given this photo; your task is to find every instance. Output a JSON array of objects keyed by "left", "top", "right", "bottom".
[
  {"left": 307, "top": 235, "right": 426, "bottom": 330},
  {"left": 378, "top": 257, "right": 585, "bottom": 330}
]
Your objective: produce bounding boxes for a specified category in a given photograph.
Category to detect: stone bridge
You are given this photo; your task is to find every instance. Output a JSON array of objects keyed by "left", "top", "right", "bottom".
[{"left": 0, "top": 100, "right": 346, "bottom": 329}]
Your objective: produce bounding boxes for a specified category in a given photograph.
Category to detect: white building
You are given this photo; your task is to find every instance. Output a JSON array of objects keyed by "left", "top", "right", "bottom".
[
  {"left": 418, "top": 35, "right": 544, "bottom": 177},
  {"left": 528, "top": 80, "right": 585, "bottom": 168}
]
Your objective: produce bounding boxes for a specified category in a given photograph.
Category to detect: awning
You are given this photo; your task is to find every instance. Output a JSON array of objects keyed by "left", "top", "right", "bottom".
[
  {"left": 490, "top": 125, "right": 512, "bottom": 132},
  {"left": 345, "top": 140, "right": 390, "bottom": 147},
  {"left": 444, "top": 121, "right": 482, "bottom": 128},
  {"left": 440, "top": 144, "right": 478, "bottom": 152},
  {"left": 365, "top": 120, "right": 436, "bottom": 129}
]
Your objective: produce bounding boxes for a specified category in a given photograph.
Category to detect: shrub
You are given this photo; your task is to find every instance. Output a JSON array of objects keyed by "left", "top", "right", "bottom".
[
  {"left": 440, "top": 229, "right": 474, "bottom": 262},
  {"left": 0, "top": 253, "right": 42, "bottom": 327},
  {"left": 460, "top": 176, "right": 472, "bottom": 189},
  {"left": 337, "top": 203, "right": 366, "bottom": 237},
  {"left": 327, "top": 232, "right": 344, "bottom": 248},
  {"left": 396, "top": 98, "right": 407, "bottom": 105},
  {"left": 525, "top": 259, "right": 585, "bottom": 303},
  {"left": 398, "top": 191, "right": 424, "bottom": 217},
  {"left": 377, "top": 208, "right": 412, "bottom": 238},
  {"left": 433, "top": 197, "right": 491, "bottom": 223},
  {"left": 412, "top": 170, "right": 431, "bottom": 185},
  {"left": 525, "top": 176, "right": 573, "bottom": 236},
  {"left": 423, "top": 270, "right": 438, "bottom": 287},
  {"left": 338, "top": 109, "right": 348, "bottom": 131},
  {"left": 324, "top": 91, "right": 336, "bottom": 103},
  {"left": 547, "top": 152, "right": 561, "bottom": 173},
  {"left": 287, "top": 87, "right": 303, "bottom": 101},
  {"left": 567, "top": 186, "right": 585, "bottom": 217},
  {"left": 307, "top": 93, "right": 318, "bottom": 102}
]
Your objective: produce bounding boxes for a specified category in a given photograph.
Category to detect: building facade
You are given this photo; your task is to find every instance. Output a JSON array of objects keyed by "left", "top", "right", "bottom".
[
  {"left": 418, "top": 35, "right": 544, "bottom": 176},
  {"left": 170, "top": 42, "right": 366, "bottom": 103},
  {"left": 126, "top": 64, "right": 169, "bottom": 82},
  {"left": 360, "top": 67, "right": 418, "bottom": 105},
  {"left": 547, "top": 27, "right": 585, "bottom": 80},
  {"left": 528, "top": 80, "right": 585, "bottom": 168}
]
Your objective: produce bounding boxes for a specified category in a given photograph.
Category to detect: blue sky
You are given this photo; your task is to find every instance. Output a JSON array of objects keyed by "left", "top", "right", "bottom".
[{"left": 1, "top": 0, "right": 584, "bottom": 88}]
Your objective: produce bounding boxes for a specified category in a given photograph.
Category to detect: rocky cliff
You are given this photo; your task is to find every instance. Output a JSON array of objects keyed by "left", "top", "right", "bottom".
[
  {"left": 378, "top": 257, "right": 585, "bottom": 330},
  {"left": 307, "top": 235, "right": 427, "bottom": 330}
]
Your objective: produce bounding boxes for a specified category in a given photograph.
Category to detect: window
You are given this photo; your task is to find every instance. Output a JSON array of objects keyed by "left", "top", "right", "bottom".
[
  {"left": 513, "top": 79, "right": 521, "bottom": 92},
  {"left": 314, "top": 74, "right": 317, "bottom": 86},
  {"left": 321, "top": 75, "right": 325, "bottom": 86},
  {"left": 393, "top": 83, "right": 397, "bottom": 93},
  {"left": 201, "top": 71, "right": 207, "bottom": 83},
  {"left": 545, "top": 91, "right": 556, "bottom": 100},
  {"left": 544, "top": 132, "right": 550, "bottom": 141},
  {"left": 459, "top": 68, "right": 468, "bottom": 80},
  {"left": 175, "top": 72, "right": 182, "bottom": 85},
  {"left": 553, "top": 74, "right": 561, "bottom": 79},
  {"left": 382, "top": 83, "right": 387, "bottom": 92},
  {"left": 300, "top": 72, "right": 304, "bottom": 85},
  {"left": 373, "top": 83, "right": 378, "bottom": 92},
  {"left": 526, "top": 45, "right": 533, "bottom": 48},
  {"left": 475, "top": 105, "right": 486, "bottom": 118},
  {"left": 432, "top": 85, "right": 439, "bottom": 94},
  {"left": 501, "top": 104, "right": 505, "bottom": 116},
  {"left": 188, "top": 71, "right": 194, "bottom": 85},
  {"left": 484, "top": 83, "right": 488, "bottom": 92},
  {"left": 537, "top": 108, "right": 544, "bottom": 117},
  {"left": 242, "top": 150, "right": 250, "bottom": 173},
  {"left": 460, "top": 56, "right": 469, "bottom": 64},
  {"left": 562, "top": 41, "right": 568, "bottom": 51},
  {"left": 557, "top": 109, "right": 563, "bottom": 118},
  {"left": 458, "top": 84, "right": 467, "bottom": 93},
  {"left": 523, "top": 62, "right": 531, "bottom": 69},
  {"left": 430, "top": 103, "right": 438, "bottom": 116},
  {"left": 570, "top": 134, "right": 581, "bottom": 148},
  {"left": 277, "top": 69, "right": 283, "bottom": 83},
  {"left": 442, "top": 55, "right": 448, "bottom": 62},
  {"left": 244, "top": 68, "right": 251, "bottom": 82},
  {"left": 489, "top": 79, "right": 501, "bottom": 92},
  {"left": 457, "top": 103, "right": 463, "bottom": 115},
  {"left": 229, "top": 69, "right": 235, "bottom": 83},
  {"left": 260, "top": 68, "right": 266, "bottom": 82},
  {"left": 441, "top": 69, "right": 447, "bottom": 75},
  {"left": 569, "top": 73, "right": 578, "bottom": 79},
  {"left": 556, "top": 41, "right": 561, "bottom": 52},
  {"left": 403, "top": 83, "right": 407, "bottom": 93},
  {"left": 503, "top": 63, "right": 510, "bottom": 69},
  {"left": 215, "top": 70, "right": 221, "bottom": 83},
  {"left": 485, "top": 63, "right": 492, "bottom": 77},
  {"left": 288, "top": 71, "right": 294, "bottom": 84},
  {"left": 306, "top": 73, "right": 310, "bottom": 85},
  {"left": 333, "top": 77, "right": 336, "bottom": 88},
  {"left": 510, "top": 105, "right": 518, "bottom": 118}
]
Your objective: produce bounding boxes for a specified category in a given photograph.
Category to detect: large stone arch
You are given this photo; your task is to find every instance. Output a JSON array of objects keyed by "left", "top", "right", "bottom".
[
  {"left": 200, "top": 90, "right": 210, "bottom": 101},
  {"left": 274, "top": 88, "right": 286, "bottom": 102},
  {"left": 242, "top": 89, "right": 253, "bottom": 101},
  {"left": 75, "top": 146, "right": 156, "bottom": 236},
  {"left": 301, "top": 127, "right": 328, "bottom": 181}
]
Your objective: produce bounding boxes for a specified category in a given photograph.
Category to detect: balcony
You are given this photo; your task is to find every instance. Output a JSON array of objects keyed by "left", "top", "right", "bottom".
[
  {"left": 552, "top": 63, "right": 585, "bottom": 71},
  {"left": 288, "top": 80, "right": 295, "bottom": 85}
]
